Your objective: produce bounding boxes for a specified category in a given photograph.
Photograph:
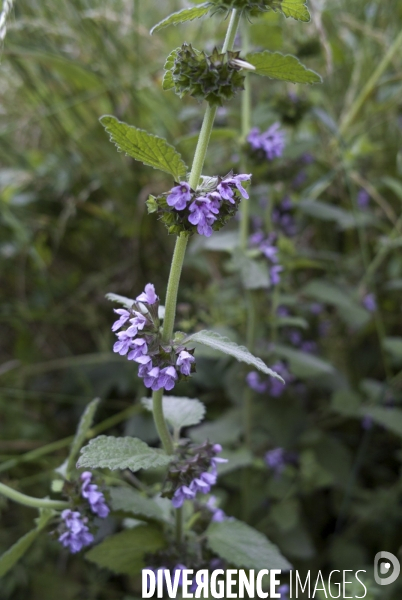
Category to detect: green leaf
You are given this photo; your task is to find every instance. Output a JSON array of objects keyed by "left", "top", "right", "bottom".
[
  {"left": 206, "top": 519, "right": 292, "bottom": 570},
  {"left": 298, "top": 199, "right": 375, "bottom": 230},
  {"left": 383, "top": 337, "right": 402, "bottom": 363},
  {"left": 86, "top": 525, "right": 166, "bottom": 575},
  {"left": 0, "top": 510, "right": 53, "bottom": 578},
  {"left": 109, "top": 487, "right": 169, "bottom": 521},
  {"left": 105, "top": 292, "right": 135, "bottom": 309},
  {"left": 100, "top": 115, "right": 188, "bottom": 180},
  {"left": 274, "top": 344, "right": 335, "bottom": 378},
  {"left": 239, "top": 256, "right": 270, "bottom": 290},
  {"left": 66, "top": 398, "right": 100, "bottom": 476},
  {"left": 246, "top": 51, "right": 321, "bottom": 84},
  {"left": 360, "top": 406, "right": 402, "bottom": 438},
  {"left": 190, "top": 409, "right": 242, "bottom": 445},
  {"left": 185, "top": 330, "right": 285, "bottom": 382},
  {"left": 77, "top": 436, "right": 173, "bottom": 472},
  {"left": 150, "top": 4, "right": 210, "bottom": 34},
  {"left": 271, "top": 0, "right": 310, "bottom": 22},
  {"left": 301, "top": 279, "right": 370, "bottom": 329},
  {"left": 142, "top": 396, "right": 206, "bottom": 431},
  {"left": 276, "top": 316, "right": 309, "bottom": 330},
  {"left": 215, "top": 448, "right": 253, "bottom": 476},
  {"left": 162, "top": 48, "right": 179, "bottom": 91}
]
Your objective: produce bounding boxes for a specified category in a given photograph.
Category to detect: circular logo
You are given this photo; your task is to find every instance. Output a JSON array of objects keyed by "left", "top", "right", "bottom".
[{"left": 374, "top": 552, "right": 400, "bottom": 586}]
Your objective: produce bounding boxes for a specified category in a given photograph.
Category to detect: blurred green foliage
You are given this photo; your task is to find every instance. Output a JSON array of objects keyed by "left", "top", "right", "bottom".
[{"left": 1, "top": 0, "right": 402, "bottom": 598}]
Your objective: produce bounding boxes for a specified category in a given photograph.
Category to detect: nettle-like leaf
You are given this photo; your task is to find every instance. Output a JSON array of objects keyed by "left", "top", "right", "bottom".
[
  {"left": 86, "top": 525, "right": 166, "bottom": 575},
  {"left": 105, "top": 292, "right": 135, "bottom": 309},
  {"left": 185, "top": 330, "right": 284, "bottom": 382},
  {"left": 142, "top": 396, "right": 206, "bottom": 431},
  {"left": 246, "top": 51, "right": 321, "bottom": 84},
  {"left": 163, "top": 48, "right": 179, "bottom": 91},
  {"left": 0, "top": 509, "right": 53, "bottom": 577},
  {"left": 100, "top": 115, "right": 188, "bottom": 180},
  {"left": 77, "top": 436, "right": 173, "bottom": 472},
  {"left": 109, "top": 487, "right": 169, "bottom": 522},
  {"left": 206, "top": 519, "right": 292, "bottom": 570},
  {"left": 66, "top": 398, "right": 100, "bottom": 476},
  {"left": 151, "top": 4, "right": 210, "bottom": 35},
  {"left": 270, "top": 0, "right": 310, "bottom": 21}
]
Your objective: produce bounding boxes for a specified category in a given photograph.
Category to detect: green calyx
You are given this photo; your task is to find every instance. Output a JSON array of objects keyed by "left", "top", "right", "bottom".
[{"left": 168, "top": 43, "right": 245, "bottom": 106}]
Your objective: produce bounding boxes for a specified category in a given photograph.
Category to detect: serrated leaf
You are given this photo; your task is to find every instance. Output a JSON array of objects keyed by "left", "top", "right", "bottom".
[
  {"left": 77, "top": 436, "right": 173, "bottom": 472},
  {"left": 142, "top": 396, "right": 206, "bottom": 431},
  {"left": 273, "top": 0, "right": 310, "bottom": 21},
  {"left": 206, "top": 519, "right": 292, "bottom": 570},
  {"left": 109, "top": 487, "right": 169, "bottom": 521},
  {"left": 66, "top": 398, "right": 100, "bottom": 476},
  {"left": 0, "top": 510, "right": 53, "bottom": 577},
  {"left": 163, "top": 70, "right": 175, "bottom": 91},
  {"left": 105, "top": 292, "right": 135, "bottom": 309},
  {"left": 274, "top": 344, "right": 335, "bottom": 378},
  {"left": 100, "top": 115, "right": 188, "bottom": 180},
  {"left": 162, "top": 48, "right": 179, "bottom": 91},
  {"left": 151, "top": 4, "right": 210, "bottom": 35},
  {"left": 185, "top": 330, "right": 284, "bottom": 382},
  {"left": 86, "top": 526, "right": 166, "bottom": 575},
  {"left": 246, "top": 51, "right": 321, "bottom": 84}
]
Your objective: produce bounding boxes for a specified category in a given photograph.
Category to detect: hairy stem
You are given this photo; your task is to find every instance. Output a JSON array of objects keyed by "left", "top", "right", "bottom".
[
  {"left": 150, "top": 8, "right": 243, "bottom": 542},
  {"left": 0, "top": 482, "right": 69, "bottom": 510}
]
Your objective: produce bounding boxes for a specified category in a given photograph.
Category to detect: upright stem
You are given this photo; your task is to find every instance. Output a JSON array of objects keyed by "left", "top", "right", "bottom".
[
  {"left": 240, "top": 20, "right": 251, "bottom": 250},
  {"left": 0, "top": 482, "right": 68, "bottom": 510},
  {"left": 150, "top": 8, "right": 243, "bottom": 543}
]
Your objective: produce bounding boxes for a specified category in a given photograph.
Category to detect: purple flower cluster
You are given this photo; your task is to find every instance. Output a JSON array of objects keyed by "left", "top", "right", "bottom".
[
  {"left": 247, "top": 123, "right": 285, "bottom": 160},
  {"left": 166, "top": 173, "right": 251, "bottom": 237},
  {"left": 286, "top": 328, "right": 317, "bottom": 354},
  {"left": 249, "top": 231, "right": 283, "bottom": 287},
  {"left": 80, "top": 471, "right": 110, "bottom": 518},
  {"left": 265, "top": 449, "right": 298, "bottom": 477},
  {"left": 171, "top": 444, "right": 227, "bottom": 509},
  {"left": 272, "top": 196, "right": 297, "bottom": 237},
  {"left": 58, "top": 509, "right": 94, "bottom": 553},
  {"left": 246, "top": 362, "right": 290, "bottom": 397},
  {"left": 112, "top": 284, "right": 195, "bottom": 392}
]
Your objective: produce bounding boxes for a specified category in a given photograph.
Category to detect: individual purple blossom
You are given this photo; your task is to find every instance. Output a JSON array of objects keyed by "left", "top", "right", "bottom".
[
  {"left": 260, "top": 240, "right": 278, "bottom": 262},
  {"left": 206, "top": 496, "right": 227, "bottom": 522},
  {"left": 188, "top": 196, "right": 218, "bottom": 237},
  {"left": 80, "top": 472, "right": 110, "bottom": 518},
  {"left": 265, "top": 448, "right": 286, "bottom": 476},
  {"left": 246, "top": 371, "right": 268, "bottom": 393},
  {"left": 288, "top": 329, "right": 302, "bottom": 346},
  {"left": 112, "top": 308, "right": 131, "bottom": 332},
  {"left": 58, "top": 509, "right": 94, "bottom": 553},
  {"left": 126, "top": 311, "right": 147, "bottom": 336},
  {"left": 363, "top": 293, "right": 377, "bottom": 312},
  {"left": 357, "top": 188, "right": 370, "bottom": 209},
  {"left": 136, "top": 283, "right": 158, "bottom": 305},
  {"left": 279, "top": 584, "right": 290, "bottom": 599},
  {"left": 277, "top": 305, "right": 290, "bottom": 317},
  {"left": 113, "top": 331, "right": 134, "bottom": 356},
  {"left": 158, "top": 366, "right": 178, "bottom": 391},
  {"left": 270, "top": 265, "right": 283, "bottom": 286},
  {"left": 143, "top": 366, "right": 162, "bottom": 391},
  {"left": 171, "top": 485, "right": 195, "bottom": 508},
  {"left": 167, "top": 182, "right": 192, "bottom": 210},
  {"left": 249, "top": 230, "right": 265, "bottom": 246},
  {"left": 217, "top": 174, "right": 251, "bottom": 202},
  {"left": 176, "top": 350, "right": 195, "bottom": 376},
  {"left": 127, "top": 338, "right": 148, "bottom": 361}
]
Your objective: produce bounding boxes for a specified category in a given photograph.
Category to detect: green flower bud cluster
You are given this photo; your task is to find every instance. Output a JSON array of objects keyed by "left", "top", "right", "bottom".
[{"left": 168, "top": 43, "right": 245, "bottom": 106}]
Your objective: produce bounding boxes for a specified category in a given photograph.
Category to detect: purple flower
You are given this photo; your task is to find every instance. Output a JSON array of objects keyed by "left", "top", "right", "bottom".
[
  {"left": 136, "top": 283, "right": 158, "bottom": 305},
  {"left": 357, "top": 188, "right": 370, "bottom": 209},
  {"left": 310, "top": 302, "right": 323, "bottom": 315},
  {"left": 143, "top": 366, "right": 162, "bottom": 391},
  {"left": 138, "top": 359, "right": 153, "bottom": 379},
  {"left": 206, "top": 496, "right": 227, "bottom": 522},
  {"left": 246, "top": 371, "right": 268, "bottom": 393},
  {"left": 188, "top": 196, "right": 218, "bottom": 237},
  {"left": 218, "top": 174, "right": 251, "bottom": 201},
  {"left": 300, "top": 340, "right": 317, "bottom": 354},
  {"left": 249, "top": 230, "right": 265, "bottom": 246},
  {"left": 113, "top": 331, "right": 134, "bottom": 356},
  {"left": 288, "top": 329, "right": 302, "bottom": 346},
  {"left": 80, "top": 472, "right": 110, "bottom": 518},
  {"left": 277, "top": 305, "right": 289, "bottom": 317},
  {"left": 248, "top": 123, "right": 285, "bottom": 160},
  {"left": 279, "top": 584, "right": 290, "bottom": 599},
  {"left": 171, "top": 485, "right": 195, "bottom": 508},
  {"left": 270, "top": 265, "right": 283, "bottom": 286},
  {"left": 158, "top": 366, "right": 178, "bottom": 391},
  {"left": 269, "top": 362, "right": 290, "bottom": 397},
  {"left": 58, "top": 509, "right": 94, "bottom": 553},
  {"left": 167, "top": 182, "right": 192, "bottom": 210},
  {"left": 126, "top": 312, "right": 147, "bottom": 336},
  {"left": 127, "top": 338, "right": 148, "bottom": 361},
  {"left": 362, "top": 414, "right": 373, "bottom": 431},
  {"left": 260, "top": 240, "right": 278, "bottom": 262},
  {"left": 112, "top": 308, "right": 131, "bottom": 332},
  {"left": 363, "top": 293, "right": 377, "bottom": 312},
  {"left": 176, "top": 350, "right": 195, "bottom": 376},
  {"left": 265, "top": 448, "right": 286, "bottom": 475}
]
